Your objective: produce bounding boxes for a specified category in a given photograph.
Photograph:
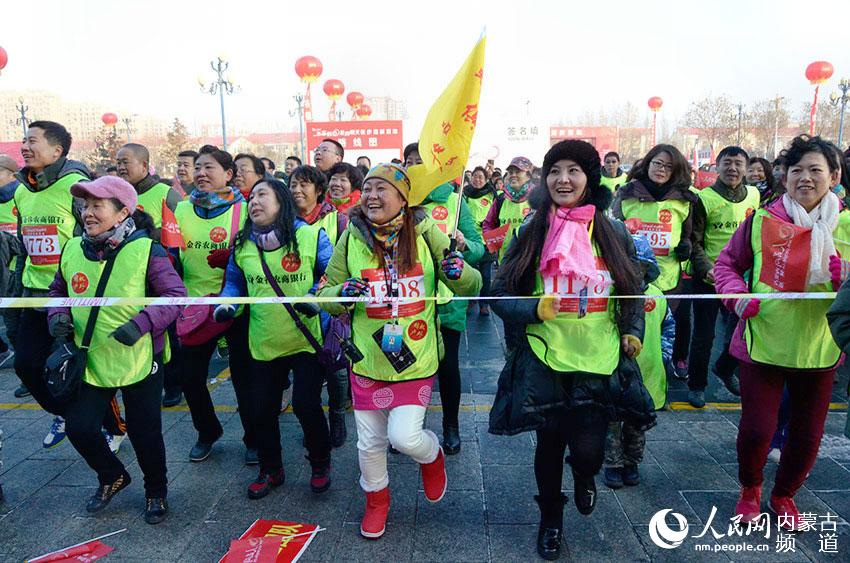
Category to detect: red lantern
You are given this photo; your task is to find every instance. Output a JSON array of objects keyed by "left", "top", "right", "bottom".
[
  {"left": 0, "top": 47, "right": 8, "bottom": 71},
  {"left": 806, "top": 61, "right": 834, "bottom": 85},
  {"left": 346, "top": 91, "right": 364, "bottom": 109},
  {"left": 294, "top": 56, "right": 323, "bottom": 83},
  {"left": 323, "top": 79, "right": 345, "bottom": 100},
  {"left": 356, "top": 104, "right": 372, "bottom": 119},
  {"left": 647, "top": 96, "right": 663, "bottom": 112},
  {"left": 101, "top": 112, "right": 118, "bottom": 126}
]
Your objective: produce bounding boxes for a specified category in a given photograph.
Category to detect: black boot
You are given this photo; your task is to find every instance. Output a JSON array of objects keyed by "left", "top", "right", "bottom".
[
  {"left": 534, "top": 493, "right": 567, "bottom": 561},
  {"left": 442, "top": 423, "right": 461, "bottom": 455},
  {"left": 329, "top": 410, "right": 347, "bottom": 448},
  {"left": 572, "top": 470, "right": 597, "bottom": 516}
]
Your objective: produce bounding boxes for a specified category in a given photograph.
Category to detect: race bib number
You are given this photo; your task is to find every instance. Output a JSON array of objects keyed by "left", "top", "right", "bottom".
[
  {"left": 0, "top": 222, "right": 15, "bottom": 235},
  {"left": 22, "top": 224, "right": 60, "bottom": 265},
  {"left": 627, "top": 219, "right": 671, "bottom": 256},
  {"left": 543, "top": 257, "right": 613, "bottom": 314},
  {"left": 361, "top": 263, "right": 426, "bottom": 320}
]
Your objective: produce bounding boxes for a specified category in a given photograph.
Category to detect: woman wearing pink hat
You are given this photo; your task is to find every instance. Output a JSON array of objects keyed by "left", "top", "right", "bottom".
[{"left": 47, "top": 176, "right": 186, "bottom": 524}]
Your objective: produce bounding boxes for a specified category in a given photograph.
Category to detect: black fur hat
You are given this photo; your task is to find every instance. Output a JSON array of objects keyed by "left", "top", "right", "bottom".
[{"left": 530, "top": 140, "right": 611, "bottom": 211}]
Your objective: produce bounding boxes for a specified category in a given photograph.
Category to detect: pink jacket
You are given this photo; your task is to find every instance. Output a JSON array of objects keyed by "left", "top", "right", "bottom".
[{"left": 714, "top": 198, "right": 841, "bottom": 368}]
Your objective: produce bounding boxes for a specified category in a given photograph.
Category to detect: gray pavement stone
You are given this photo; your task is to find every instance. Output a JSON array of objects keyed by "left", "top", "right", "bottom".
[{"left": 413, "top": 490, "right": 488, "bottom": 562}]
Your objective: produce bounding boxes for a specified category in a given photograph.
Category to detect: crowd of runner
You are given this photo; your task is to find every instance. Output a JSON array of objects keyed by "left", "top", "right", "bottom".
[{"left": 1, "top": 119, "right": 849, "bottom": 560}]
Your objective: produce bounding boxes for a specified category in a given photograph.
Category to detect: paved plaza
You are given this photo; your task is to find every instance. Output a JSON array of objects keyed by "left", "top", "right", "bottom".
[{"left": 1, "top": 313, "right": 850, "bottom": 562}]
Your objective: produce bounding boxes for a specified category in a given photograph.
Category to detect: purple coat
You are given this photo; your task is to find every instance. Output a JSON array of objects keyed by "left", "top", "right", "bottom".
[
  {"left": 48, "top": 237, "right": 186, "bottom": 354},
  {"left": 714, "top": 198, "right": 840, "bottom": 368}
]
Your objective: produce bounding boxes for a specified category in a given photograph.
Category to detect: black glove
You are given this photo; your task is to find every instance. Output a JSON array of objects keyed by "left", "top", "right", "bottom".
[
  {"left": 48, "top": 313, "right": 74, "bottom": 340},
  {"left": 213, "top": 304, "right": 237, "bottom": 323},
  {"left": 111, "top": 320, "right": 143, "bottom": 346},
  {"left": 294, "top": 301, "right": 321, "bottom": 317},
  {"left": 674, "top": 241, "right": 691, "bottom": 261}
]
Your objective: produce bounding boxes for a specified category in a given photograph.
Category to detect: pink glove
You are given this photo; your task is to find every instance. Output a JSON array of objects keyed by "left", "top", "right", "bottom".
[
  {"left": 734, "top": 297, "right": 761, "bottom": 320},
  {"left": 829, "top": 255, "right": 850, "bottom": 289}
]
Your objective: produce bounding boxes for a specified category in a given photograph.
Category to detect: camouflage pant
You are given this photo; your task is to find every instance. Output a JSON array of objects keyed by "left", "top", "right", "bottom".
[{"left": 604, "top": 421, "right": 646, "bottom": 468}]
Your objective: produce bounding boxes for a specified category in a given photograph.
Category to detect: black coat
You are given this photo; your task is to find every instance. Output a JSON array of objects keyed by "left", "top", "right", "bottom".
[{"left": 487, "top": 216, "right": 655, "bottom": 436}]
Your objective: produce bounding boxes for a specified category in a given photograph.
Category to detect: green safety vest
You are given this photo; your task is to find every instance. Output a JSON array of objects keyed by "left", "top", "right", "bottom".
[
  {"left": 464, "top": 193, "right": 492, "bottom": 237},
  {"left": 620, "top": 198, "right": 690, "bottom": 291},
  {"left": 15, "top": 173, "right": 85, "bottom": 290},
  {"left": 525, "top": 244, "right": 620, "bottom": 375},
  {"left": 346, "top": 230, "right": 440, "bottom": 382},
  {"left": 0, "top": 199, "right": 17, "bottom": 271},
  {"left": 743, "top": 209, "right": 850, "bottom": 369},
  {"left": 498, "top": 197, "right": 531, "bottom": 261},
  {"left": 424, "top": 194, "right": 460, "bottom": 304},
  {"left": 600, "top": 173, "right": 628, "bottom": 193},
  {"left": 315, "top": 208, "right": 341, "bottom": 245},
  {"left": 235, "top": 226, "right": 322, "bottom": 361},
  {"left": 175, "top": 201, "right": 246, "bottom": 297},
  {"left": 637, "top": 283, "right": 667, "bottom": 410},
  {"left": 698, "top": 185, "right": 760, "bottom": 263},
  {"left": 60, "top": 237, "right": 154, "bottom": 388},
  {"left": 137, "top": 182, "right": 173, "bottom": 229}
]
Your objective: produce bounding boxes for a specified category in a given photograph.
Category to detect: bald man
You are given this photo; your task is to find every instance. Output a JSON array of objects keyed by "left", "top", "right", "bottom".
[
  {"left": 116, "top": 144, "right": 182, "bottom": 240},
  {"left": 115, "top": 143, "right": 185, "bottom": 407}
]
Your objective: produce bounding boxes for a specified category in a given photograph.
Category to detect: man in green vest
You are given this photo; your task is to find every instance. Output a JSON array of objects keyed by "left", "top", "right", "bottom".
[
  {"left": 600, "top": 151, "right": 628, "bottom": 194},
  {"left": 116, "top": 144, "right": 182, "bottom": 238},
  {"left": 687, "top": 146, "right": 759, "bottom": 408},
  {"left": 117, "top": 143, "right": 184, "bottom": 407},
  {"left": 0, "top": 155, "right": 22, "bottom": 381},
  {"left": 13, "top": 121, "right": 91, "bottom": 447}
]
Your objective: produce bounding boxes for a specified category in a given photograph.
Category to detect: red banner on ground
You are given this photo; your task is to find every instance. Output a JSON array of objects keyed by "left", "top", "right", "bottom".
[
  {"left": 29, "top": 540, "right": 114, "bottom": 562},
  {"left": 482, "top": 223, "right": 510, "bottom": 253},
  {"left": 220, "top": 520, "right": 320, "bottom": 563}
]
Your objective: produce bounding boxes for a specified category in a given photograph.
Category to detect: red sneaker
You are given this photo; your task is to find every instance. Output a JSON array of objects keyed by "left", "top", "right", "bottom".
[
  {"left": 420, "top": 447, "right": 447, "bottom": 503},
  {"left": 769, "top": 495, "right": 804, "bottom": 531},
  {"left": 247, "top": 468, "right": 285, "bottom": 500},
  {"left": 310, "top": 458, "right": 332, "bottom": 493},
  {"left": 734, "top": 486, "right": 762, "bottom": 523},
  {"left": 360, "top": 488, "right": 391, "bottom": 539}
]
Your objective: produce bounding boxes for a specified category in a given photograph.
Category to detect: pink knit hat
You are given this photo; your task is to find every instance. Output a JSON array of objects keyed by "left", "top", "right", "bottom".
[{"left": 71, "top": 176, "right": 138, "bottom": 212}]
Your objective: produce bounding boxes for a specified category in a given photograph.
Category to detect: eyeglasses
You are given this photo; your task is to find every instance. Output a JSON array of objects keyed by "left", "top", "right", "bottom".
[
  {"left": 314, "top": 147, "right": 338, "bottom": 155},
  {"left": 649, "top": 160, "right": 674, "bottom": 172}
]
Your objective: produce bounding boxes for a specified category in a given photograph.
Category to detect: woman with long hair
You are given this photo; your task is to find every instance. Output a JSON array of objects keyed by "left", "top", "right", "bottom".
[
  {"left": 215, "top": 179, "right": 334, "bottom": 498},
  {"left": 317, "top": 164, "right": 481, "bottom": 540},
  {"left": 489, "top": 140, "right": 648, "bottom": 560}
]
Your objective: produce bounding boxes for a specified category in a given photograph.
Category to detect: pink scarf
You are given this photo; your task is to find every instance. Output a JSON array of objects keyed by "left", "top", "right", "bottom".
[{"left": 539, "top": 205, "right": 598, "bottom": 285}]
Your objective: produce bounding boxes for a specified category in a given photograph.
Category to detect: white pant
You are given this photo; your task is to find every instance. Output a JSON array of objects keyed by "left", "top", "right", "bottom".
[{"left": 354, "top": 405, "right": 440, "bottom": 492}]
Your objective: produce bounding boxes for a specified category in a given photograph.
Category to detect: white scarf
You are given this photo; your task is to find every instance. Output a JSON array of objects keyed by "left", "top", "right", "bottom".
[{"left": 782, "top": 192, "right": 840, "bottom": 286}]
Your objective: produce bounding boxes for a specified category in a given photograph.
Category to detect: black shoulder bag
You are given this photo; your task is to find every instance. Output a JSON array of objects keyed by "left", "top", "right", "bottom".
[{"left": 44, "top": 255, "right": 117, "bottom": 404}]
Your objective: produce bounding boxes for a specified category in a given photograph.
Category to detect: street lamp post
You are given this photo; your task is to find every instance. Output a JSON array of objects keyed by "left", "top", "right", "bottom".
[
  {"left": 122, "top": 116, "right": 134, "bottom": 142},
  {"left": 829, "top": 78, "right": 850, "bottom": 148},
  {"left": 15, "top": 98, "right": 29, "bottom": 138},
  {"left": 289, "top": 94, "right": 306, "bottom": 163},
  {"left": 772, "top": 95, "right": 784, "bottom": 159},
  {"left": 199, "top": 56, "right": 236, "bottom": 151}
]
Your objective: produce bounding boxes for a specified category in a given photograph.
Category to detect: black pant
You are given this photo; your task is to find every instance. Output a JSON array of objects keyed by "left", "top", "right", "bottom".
[
  {"left": 477, "top": 255, "right": 494, "bottom": 302},
  {"left": 64, "top": 362, "right": 167, "bottom": 497},
  {"left": 437, "top": 326, "right": 462, "bottom": 427},
  {"left": 249, "top": 353, "right": 330, "bottom": 471},
  {"left": 534, "top": 406, "right": 609, "bottom": 501},
  {"left": 163, "top": 324, "right": 181, "bottom": 394},
  {"left": 688, "top": 279, "right": 738, "bottom": 391},
  {"left": 326, "top": 367, "right": 350, "bottom": 413},
  {"left": 672, "top": 278, "right": 692, "bottom": 363},
  {"left": 180, "top": 312, "right": 254, "bottom": 446},
  {"left": 14, "top": 308, "right": 64, "bottom": 415}
]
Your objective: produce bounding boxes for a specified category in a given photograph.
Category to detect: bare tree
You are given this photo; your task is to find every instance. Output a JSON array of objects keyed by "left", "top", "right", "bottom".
[
  {"left": 746, "top": 98, "right": 792, "bottom": 157},
  {"left": 682, "top": 95, "right": 737, "bottom": 152}
]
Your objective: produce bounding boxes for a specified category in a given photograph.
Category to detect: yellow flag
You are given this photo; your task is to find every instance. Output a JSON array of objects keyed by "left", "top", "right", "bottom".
[{"left": 406, "top": 33, "right": 486, "bottom": 206}]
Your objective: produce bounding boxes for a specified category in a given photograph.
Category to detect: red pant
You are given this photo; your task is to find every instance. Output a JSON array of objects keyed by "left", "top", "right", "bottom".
[{"left": 737, "top": 361, "right": 835, "bottom": 498}]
